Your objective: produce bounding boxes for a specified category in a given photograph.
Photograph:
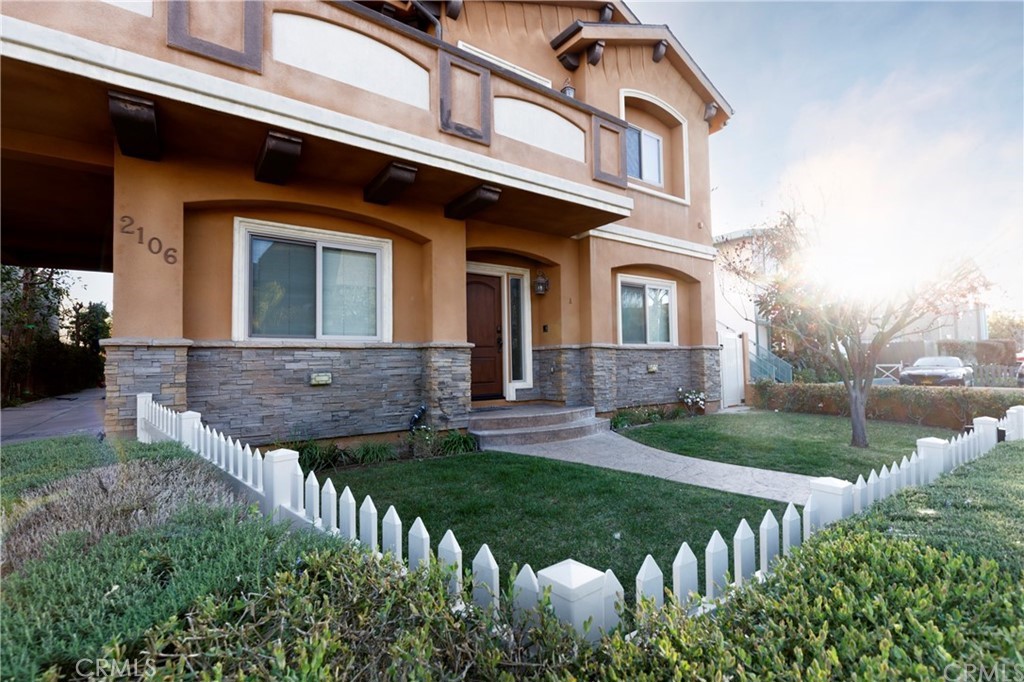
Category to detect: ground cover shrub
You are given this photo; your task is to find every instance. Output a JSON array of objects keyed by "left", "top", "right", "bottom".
[
  {"left": 610, "top": 404, "right": 685, "bottom": 429},
  {"left": 1, "top": 505, "right": 342, "bottom": 679},
  {"left": 350, "top": 439, "right": 398, "bottom": 465},
  {"left": 751, "top": 382, "right": 1024, "bottom": 429},
  {"left": 590, "top": 527, "right": 1024, "bottom": 680},
  {"left": 135, "top": 526, "right": 1024, "bottom": 680},
  {"left": 1, "top": 457, "right": 239, "bottom": 575},
  {"left": 406, "top": 426, "right": 478, "bottom": 458},
  {"left": 137, "top": 546, "right": 590, "bottom": 680},
  {"left": 624, "top": 411, "right": 953, "bottom": 481},
  {"left": 294, "top": 438, "right": 347, "bottom": 472},
  {"left": 437, "top": 429, "right": 477, "bottom": 456},
  {"left": 0, "top": 436, "right": 190, "bottom": 512}
]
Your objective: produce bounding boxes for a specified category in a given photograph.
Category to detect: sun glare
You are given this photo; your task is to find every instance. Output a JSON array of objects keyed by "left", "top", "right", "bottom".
[{"left": 796, "top": 235, "right": 944, "bottom": 306}]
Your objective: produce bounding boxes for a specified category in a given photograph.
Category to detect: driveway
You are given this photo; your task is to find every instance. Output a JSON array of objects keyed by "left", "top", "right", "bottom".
[{"left": 1, "top": 388, "right": 105, "bottom": 445}]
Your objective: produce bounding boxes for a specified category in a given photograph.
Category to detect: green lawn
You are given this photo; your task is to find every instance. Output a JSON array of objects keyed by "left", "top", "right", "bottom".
[
  {"left": 624, "top": 412, "right": 956, "bottom": 481},
  {"left": 0, "top": 435, "right": 191, "bottom": 513},
  {"left": 327, "top": 452, "right": 790, "bottom": 599},
  {"left": 852, "top": 440, "right": 1024, "bottom": 574}
]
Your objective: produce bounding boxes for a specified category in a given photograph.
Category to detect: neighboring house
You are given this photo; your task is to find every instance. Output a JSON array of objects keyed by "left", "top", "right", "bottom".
[
  {"left": 714, "top": 229, "right": 771, "bottom": 350},
  {"left": 713, "top": 229, "right": 792, "bottom": 405},
  {"left": 0, "top": 0, "right": 732, "bottom": 443},
  {"left": 892, "top": 306, "right": 989, "bottom": 344}
]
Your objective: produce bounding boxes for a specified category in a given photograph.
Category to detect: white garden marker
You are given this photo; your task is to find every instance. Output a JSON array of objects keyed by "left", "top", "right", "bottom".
[
  {"left": 359, "top": 495, "right": 377, "bottom": 550},
  {"left": 320, "top": 479, "right": 338, "bottom": 533},
  {"left": 382, "top": 505, "right": 403, "bottom": 560},
  {"left": 672, "top": 542, "right": 698, "bottom": 607},
  {"left": 635, "top": 554, "right": 664, "bottom": 608},
  {"left": 472, "top": 544, "right": 499, "bottom": 609},
  {"left": 705, "top": 530, "right": 729, "bottom": 600},
  {"left": 438, "top": 530, "right": 463, "bottom": 595},
  {"left": 759, "top": 510, "right": 779, "bottom": 575},
  {"left": 339, "top": 486, "right": 356, "bottom": 541},
  {"left": 408, "top": 517, "right": 431, "bottom": 570},
  {"left": 733, "top": 519, "right": 756, "bottom": 586},
  {"left": 782, "top": 503, "right": 801, "bottom": 555}
]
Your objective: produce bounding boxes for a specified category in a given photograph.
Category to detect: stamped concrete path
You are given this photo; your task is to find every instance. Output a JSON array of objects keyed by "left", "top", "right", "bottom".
[{"left": 501, "top": 430, "right": 815, "bottom": 505}]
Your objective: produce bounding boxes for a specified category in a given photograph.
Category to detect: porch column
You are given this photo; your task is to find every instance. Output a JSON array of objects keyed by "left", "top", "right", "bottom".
[{"left": 104, "top": 151, "right": 189, "bottom": 437}]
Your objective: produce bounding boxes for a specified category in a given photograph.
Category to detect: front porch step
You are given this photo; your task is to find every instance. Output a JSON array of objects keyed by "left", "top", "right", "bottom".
[
  {"left": 469, "top": 406, "right": 597, "bottom": 431},
  {"left": 469, "top": 406, "right": 609, "bottom": 449}
]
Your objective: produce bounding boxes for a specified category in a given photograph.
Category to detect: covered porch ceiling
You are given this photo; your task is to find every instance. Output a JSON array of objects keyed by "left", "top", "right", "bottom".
[{"left": 1, "top": 59, "right": 627, "bottom": 273}]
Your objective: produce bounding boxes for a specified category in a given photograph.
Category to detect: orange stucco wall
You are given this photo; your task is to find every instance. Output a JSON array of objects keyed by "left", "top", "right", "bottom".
[{"left": 6, "top": 0, "right": 723, "bottom": 356}]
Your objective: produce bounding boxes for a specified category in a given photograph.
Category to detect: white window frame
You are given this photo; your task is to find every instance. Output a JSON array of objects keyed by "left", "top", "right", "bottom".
[
  {"left": 466, "top": 261, "right": 534, "bottom": 400},
  {"left": 626, "top": 124, "right": 665, "bottom": 188},
  {"left": 616, "top": 273, "right": 678, "bottom": 346},
  {"left": 232, "top": 217, "right": 393, "bottom": 342}
]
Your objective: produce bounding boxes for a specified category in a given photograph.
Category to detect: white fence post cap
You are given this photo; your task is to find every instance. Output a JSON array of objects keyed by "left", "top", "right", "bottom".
[
  {"left": 537, "top": 558, "right": 605, "bottom": 601},
  {"left": 265, "top": 448, "right": 300, "bottom": 463},
  {"left": 809, "top": 476, "right": 853, "bottom": 494}
]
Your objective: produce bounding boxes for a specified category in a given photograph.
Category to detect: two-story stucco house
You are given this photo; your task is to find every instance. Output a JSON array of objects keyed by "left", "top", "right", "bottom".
[{"left": 1, "top": 0, "right": 732, "bottom": 444}]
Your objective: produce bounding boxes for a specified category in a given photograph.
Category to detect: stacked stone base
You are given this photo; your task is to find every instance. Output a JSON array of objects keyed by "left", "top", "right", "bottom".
[
  {"left": 102, "top": 339, "right": 719, "bottom": 442},
  {"left": 102, "top": 339, "right": 471, "bottom": 444},
  {"left": 518, "top": 344, "right": 721, "bottom": 413},
  {"left": 102, "top": 339, "right": 191, "bottom": 438}
]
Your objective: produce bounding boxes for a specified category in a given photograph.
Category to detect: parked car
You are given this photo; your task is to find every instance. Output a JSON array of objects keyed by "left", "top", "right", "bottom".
[
  {"left": 899, "top": 356, "right": 974, "bottom": 387},
  {"left": 1017, "top": 362, "right": 1024, "bottom": 388}
]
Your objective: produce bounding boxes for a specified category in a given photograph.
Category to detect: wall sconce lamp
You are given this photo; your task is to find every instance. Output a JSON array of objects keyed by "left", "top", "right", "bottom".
[
  {"left": 561, "top": 78, "right": 576, "bottom": 99},
  {"left": 533, "top": 271, "right": 550, "bottom": 295}
]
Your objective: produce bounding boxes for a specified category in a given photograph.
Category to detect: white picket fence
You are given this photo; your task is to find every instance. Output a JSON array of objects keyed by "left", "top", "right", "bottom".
[{"left": 136, "top": 393, "right": 1024, "bottom": 639}]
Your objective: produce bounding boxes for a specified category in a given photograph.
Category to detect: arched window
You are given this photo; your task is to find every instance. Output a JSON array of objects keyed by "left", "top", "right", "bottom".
[{"left": 620, "top": 90, "right": 690, "bottom": 202}]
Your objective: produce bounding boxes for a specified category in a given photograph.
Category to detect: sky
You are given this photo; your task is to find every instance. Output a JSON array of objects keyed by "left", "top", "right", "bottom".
[
  {"left": 68, "top": 1, "right": 1024, "bottom": 314},
  {"left": 633, "top": 0, "right": 1024, "bottom": 313}
]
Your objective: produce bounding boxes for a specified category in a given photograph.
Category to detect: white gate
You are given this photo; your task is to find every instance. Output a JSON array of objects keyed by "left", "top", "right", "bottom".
[{"left": 720, "top": 333, "right": 745, "bottom": 408}]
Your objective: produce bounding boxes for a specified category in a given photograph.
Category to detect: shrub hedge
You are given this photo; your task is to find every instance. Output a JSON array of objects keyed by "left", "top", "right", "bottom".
[
  {"left": 137, "top": 547, "right": 587, "bottom": 680},
  {"left": 1, "top": 507, "right": 341, "bottom": 680},
  {"left": 752, "top": 382, "right": 1024, "bottom": 429},
  {"left": 592, "top": 527, "right": 1023, "bottom": 681},
  {"left": 129, "top": 526, "right": 1023, "bottom": 680}
]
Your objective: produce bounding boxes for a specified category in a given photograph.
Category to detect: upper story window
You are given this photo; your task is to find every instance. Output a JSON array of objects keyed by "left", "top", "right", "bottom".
[
  {"left": 626, "top": 125, "right": 663, "bottom": 187},
  {"left": 233, "top": 218, "right": 392, "bottom": 342},
  {"left": 620, "top": 90, "right": 689, "bottom": 202},
  {"left": 618, "top": 274, "right": 677, "bottom": 345}
]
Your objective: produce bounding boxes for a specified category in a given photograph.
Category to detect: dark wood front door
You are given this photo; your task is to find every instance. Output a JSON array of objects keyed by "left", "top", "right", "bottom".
[{"left": 467, "top": 273, "right": 503, "bottom": 399}]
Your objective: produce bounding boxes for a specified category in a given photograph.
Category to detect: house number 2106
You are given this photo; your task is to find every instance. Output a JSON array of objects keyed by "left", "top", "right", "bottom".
[{"left": 119, "top": 216, "right": 178, "bottom": 265}]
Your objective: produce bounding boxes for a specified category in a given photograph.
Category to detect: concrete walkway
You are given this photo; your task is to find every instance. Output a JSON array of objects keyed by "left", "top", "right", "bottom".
[
  {"left": 0, "top": 388, "right": 105, "bottom": 445},
  {"left": 502, "top": 430, "right": 815, "bottom": 505}
]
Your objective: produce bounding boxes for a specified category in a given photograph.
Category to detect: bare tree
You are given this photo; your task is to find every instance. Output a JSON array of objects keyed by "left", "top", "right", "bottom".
[{"left": 722, "top": 212, "right": 989, "bottom": 447}]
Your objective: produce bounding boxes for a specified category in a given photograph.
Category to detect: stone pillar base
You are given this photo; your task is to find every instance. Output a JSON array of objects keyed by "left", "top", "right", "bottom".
[
  {"left": 423, "top": 344, "right": 472, "bottom": 430},
  {"left": 101, "top": 338, "right": 191, "bottom": 438}
]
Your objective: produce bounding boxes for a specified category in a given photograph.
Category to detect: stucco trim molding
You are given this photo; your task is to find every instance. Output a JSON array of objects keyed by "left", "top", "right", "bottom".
[
  {"left": 574, "top": 224, "right": 717, "bottom": 261},
  {"left": 188, "top": 340, "right": 474, "bottom": 350},
  {"left": 167, "top": 0, "right": 263, "bottom": 72},
  {"left": 101, "top": 337, "right": 194, "bottom": 347},
  {"left": 533, "top": 343, "right": 719, "bottom": 351},
  {"left": 0, "top": 17, "right": 633, "bottom": 218},
  {"left": 439, "top": 52, "right": 492, "bottom": 145}
]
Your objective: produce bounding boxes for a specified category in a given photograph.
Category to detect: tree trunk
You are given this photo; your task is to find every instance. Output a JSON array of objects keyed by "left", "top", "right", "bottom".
[{"left": 849, "top": 384, "right": 870, "bottom": 448}]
